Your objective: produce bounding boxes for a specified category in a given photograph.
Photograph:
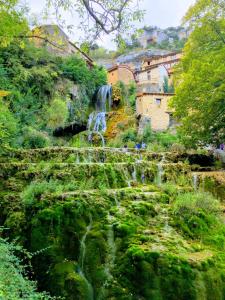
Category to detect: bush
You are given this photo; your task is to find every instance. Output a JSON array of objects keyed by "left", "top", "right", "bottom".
[
  {"left": 142, "top": 124, "right": 154, "bottom": 143},
  {"left": 0, "top": 98, "right": 18, "bottom": 151},
  {"left": 46, "top": 96, "right": 69, "bottom": 130},
  {"left": 21, "top": 179, "right": 62, "bottom": 206},
  {"left": 173, "top": 192, "right": 222, "bottom": 240},
  {"left": 173, "top": 192, "right": 220, "bottom": 216},
  {"left": 0, "top": 236, "right": 53, "bottom": 299},
  {"left": 121, "top": 128, "right": 137, "bottom": 143},
  {"left": 22, "top": 128, "right": 51, "bottom": 149},
  {"left": 155, "top": 132, "right": 178, "bottom": 148}
]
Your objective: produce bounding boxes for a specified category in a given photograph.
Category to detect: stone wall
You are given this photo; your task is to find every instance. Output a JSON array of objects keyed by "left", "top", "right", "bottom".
[
  {"left": 136, "top": 93, "right": 174, "bottom": 131},
  {"left": 108, "top": 66, "right": 135, "bottom": 85}
]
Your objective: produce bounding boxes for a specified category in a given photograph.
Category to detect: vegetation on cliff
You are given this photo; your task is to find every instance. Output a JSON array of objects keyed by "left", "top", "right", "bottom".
[{"left": 0, "top": 41, "right": 106, "bottom": 149}]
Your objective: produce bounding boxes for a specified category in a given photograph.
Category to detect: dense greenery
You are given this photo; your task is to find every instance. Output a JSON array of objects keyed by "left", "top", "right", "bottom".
[
  {"left": 171, "top": 0, "right": 225, "bottom": 147},
  {"left": 0, "top": 42, "right": 106, "bottom": 149},
  {"left": 0, "top": 0, "right": 28, "bottom": 47},
  {"left": 0, "top": 148, "right": 224, "bottom": 299}
]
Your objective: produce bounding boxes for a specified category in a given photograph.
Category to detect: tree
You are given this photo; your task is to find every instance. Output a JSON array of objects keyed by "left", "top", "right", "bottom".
[
  {"left": 0, "top": 0, "right": 28, "bottom": 47},
  {"left": 47, "top": 0, "right": 144, "bottom": 42},
  {"left": 171, "top": 0, "right": 225, "bottom": 147}
]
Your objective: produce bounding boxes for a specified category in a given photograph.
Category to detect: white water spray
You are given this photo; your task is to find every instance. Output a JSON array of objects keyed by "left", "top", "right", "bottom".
[
  {"left": 192, "top": 173, "right": 199, "bottom": 191},
  {"left": 156, "top": 154, "right": 166, "bottom": 186},
  {"left": 87, "top": 85, "right": 112, "bottom": 147}
]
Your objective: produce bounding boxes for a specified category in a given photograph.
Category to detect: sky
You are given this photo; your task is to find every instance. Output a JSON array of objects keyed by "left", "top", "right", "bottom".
[{"left": 26, "top": 0, "right": 196, "bottom": 49}]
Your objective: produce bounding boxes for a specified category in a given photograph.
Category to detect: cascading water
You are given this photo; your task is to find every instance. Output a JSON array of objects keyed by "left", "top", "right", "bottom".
[
  {"left": 192, "top": 173, "right": 199, "bottom": 191},
  {"left": 97, "top": 213, "right": 116, "bottom": 300},
  {"left": 87, "top": 85, "right": 112, "bottom": 147},
  {"left": 156, "top": 154, "right": 166, "bottom": 186},
  {"left": 78, "top": 215, "right": 94, "bottom": 300}
]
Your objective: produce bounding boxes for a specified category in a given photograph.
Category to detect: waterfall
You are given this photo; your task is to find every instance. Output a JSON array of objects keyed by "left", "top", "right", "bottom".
[
  {"left": 156, "top": 154, "right": 166, "bottom": 186},
  {"left": 97, "top": 213, "right": 116, "bottom": 300},
  {"left": 87, "top": 85, "right": 112, "bottom": 147},
  {"left": 78, "top": 215, "right": 94, "bottom": 300},
  {"left": 193, "top": 174, "right": 198, "bottom": 191}
]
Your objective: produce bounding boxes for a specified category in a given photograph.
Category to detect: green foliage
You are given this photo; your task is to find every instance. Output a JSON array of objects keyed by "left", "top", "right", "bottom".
[
  {"left": 173, "top": 192, "right": 225, "bottom": 245},
  {"left": 0, "top": 40, "right": 106, "bottom": 148},
  {"left": 0, "top": 97, "right": 18, "bottom": 152},
  {"left": 0, "top": 0, "right": 28, "bottom": 47},
  {"left": 121, "top": 128, "right": 137, "bottom": 143},
  {"left": 0, "top": 236, "right": 53, "bottom": 299},
  {"left": 60, "top": 56, "right": 106, "bottom": 99},
  {"left": 22, "top": 128, "right": 51, "bottom": 149},
  {"left": 171, "top": 0, "right": 225, "bottom": 147},
  {"left": 47, "top": 96, "right": 69, "bottom": 130}
]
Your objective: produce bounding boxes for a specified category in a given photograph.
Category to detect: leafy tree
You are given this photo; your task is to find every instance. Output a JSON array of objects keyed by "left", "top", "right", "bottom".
[
  {"left": 0, "top": 0, "right": 28, "bottom": 47},
  {"left": 171, "top": 0, "right": 225, "bottom": 147}
]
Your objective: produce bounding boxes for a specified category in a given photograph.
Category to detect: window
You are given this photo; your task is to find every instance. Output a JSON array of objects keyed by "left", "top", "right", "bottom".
[
  {"left": 155, "top": 98, "right": 161, "bottom": 106},
  {"left": 147, "top": 61, "right": 150, "bottom": 66},
  {"left": 147, "top": 71, "right": 151, "bottom": 81}
]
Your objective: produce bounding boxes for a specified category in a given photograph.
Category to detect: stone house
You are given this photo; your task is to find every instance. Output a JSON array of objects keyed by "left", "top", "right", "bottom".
[
  {"left": 107, "top": 65, "right": 136, "bottom": 86},
  {"left": 136, "top": 51, "right": 181, "bottom": 93},
  {"left": 136, "top": 92, "right": 175, "bottom": 131},
  {"left": 31, "top": 24, "right": 94, "bottom": 68}
]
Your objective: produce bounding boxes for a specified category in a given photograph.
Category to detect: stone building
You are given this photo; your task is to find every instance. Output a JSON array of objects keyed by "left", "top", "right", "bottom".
[
  {"left": 136, "top": 52, "right": 181, "bottom": 93},
  {"left": 32, "top": 24, "right": 94, "bottom": 68},
  {"left": 136, "top": 92, "right": 175, "bottom": 131},
  {"left": 107, "top": 65, "right": 136, "bottom": 86}
]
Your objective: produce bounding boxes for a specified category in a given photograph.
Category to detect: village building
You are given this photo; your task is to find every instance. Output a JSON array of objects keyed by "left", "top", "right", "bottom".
[
  {"left": 134, "top": 52, "right": 181, "bottom": 131},
  {"left": 135, "top": 51, "right": 181, "bottom": 93},
  {"left": 31, "top": 24, "right": 94, "bottom": 68},
  {"left": 107, "top": 65, "right": 136, "bottom": 86},
  {"left": 136, "top": 92, "right": 175, "bottom": 131}
]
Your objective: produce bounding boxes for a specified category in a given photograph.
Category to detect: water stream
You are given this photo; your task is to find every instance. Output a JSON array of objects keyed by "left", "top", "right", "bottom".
[
  {"left": 78, "top": 215, "right": 94, "bottom": 300},
  {"left": 156, "top": 154, "right": 166, "bottom": 186},
  {"left": 87, "top": 85, "right": 112, "bottom": 147},
  {"left": 192, "top": 173, "right": 199, "bottom": 191},
  {"left": 98, "top": 213, "right": 116, "bottom": 300}
]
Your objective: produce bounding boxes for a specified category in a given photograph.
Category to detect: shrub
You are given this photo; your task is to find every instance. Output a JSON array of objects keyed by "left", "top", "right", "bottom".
[
  {"left": 142, "top": 124, "right": 155, "bottom": 143},
  {"left": 121, "top": 128, "right": 137, "bottom": 143},
  {"left": 0, "top": 236, "right": 53, "bottom": 299},
  {"left": 22, "top": 128, "right": 51, "bottom": 149},
  {"left": 155, "top": 132, "right": 178, "bottom": 148},
  {"left": 172, "top": 192, "right": 223, "bottom": 241},
  {"left": 21, "top": 179, "right": 62, "bottom": 206},
  {"left": 46, "top": 96, "right": 69, "bottom": 130},
  {"left": 173, "top": 192, "right": 220, "bottom": 216},
  {"left": 0, "top": 98, "right": 18, "bottom": 151}
]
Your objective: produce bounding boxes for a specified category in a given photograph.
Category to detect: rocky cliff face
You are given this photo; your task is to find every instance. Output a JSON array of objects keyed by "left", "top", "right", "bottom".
[{"left": 0, "top": 148, "right": 225, "bottom": 300}]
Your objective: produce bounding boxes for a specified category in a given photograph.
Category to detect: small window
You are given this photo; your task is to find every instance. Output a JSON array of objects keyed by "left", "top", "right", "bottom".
[
  {"left": 155, "top": 98, "right": 161, "bottom": 106},
  {"left": 148, "top": 61, "right": 150, "bottom": 66},
  {"left": 147, "top": 71, "right": 151, "bottom": 81}
]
